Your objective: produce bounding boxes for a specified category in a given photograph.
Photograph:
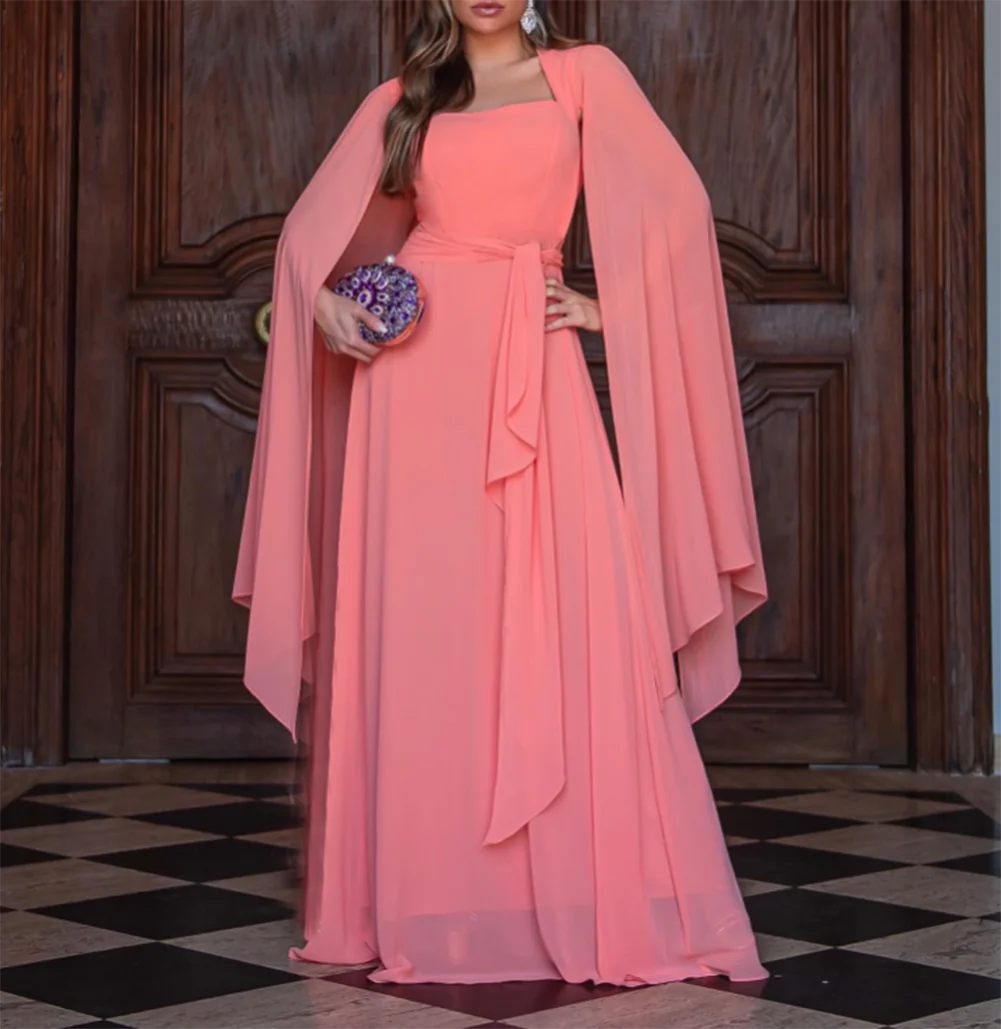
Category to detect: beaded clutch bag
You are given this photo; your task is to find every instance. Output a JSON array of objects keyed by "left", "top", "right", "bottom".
[{"left": 331, "top": 255, "right": 425, "bottom": 347}]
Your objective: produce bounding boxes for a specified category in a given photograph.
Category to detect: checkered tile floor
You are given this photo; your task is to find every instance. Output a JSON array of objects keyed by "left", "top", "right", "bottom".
[{"left": 1, "top": 781, "right": 998, "bottom": 1028}]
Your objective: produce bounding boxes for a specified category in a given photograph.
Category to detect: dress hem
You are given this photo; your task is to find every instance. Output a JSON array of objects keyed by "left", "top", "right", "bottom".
[{"left": 290, "top": 942, "right": 768, "bottom": 988}]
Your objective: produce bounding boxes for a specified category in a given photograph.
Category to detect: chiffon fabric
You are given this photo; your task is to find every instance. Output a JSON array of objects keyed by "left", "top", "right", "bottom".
[{"left": 234, "top": 44, "right": 768, "bottom": 986}]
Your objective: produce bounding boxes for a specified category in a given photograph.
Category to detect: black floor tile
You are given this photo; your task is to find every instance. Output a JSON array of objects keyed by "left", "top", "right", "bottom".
[
  {"left": 1, "top": 942, "right": 297, "bottom": 1019},
  {"left": 134, "top": 800, "right": 299, "bottom": 837},
  {"left": 931, "top": 849, "right": 1001, "bottom": 877},
  {"left": 325, "top": 967, "right": 627, "bottom": 1021},
  {"left": 696, "top": 947, "right": 1001, "bottom": 1025},
  {"left": 744, "top": 887, "right": 962, "bottom": 946},
  {"left": 730, "top": 841, "right": 905, "bottom": 886},
  {"left": 860, "top": 788, "right": 973, "bottom": 805},
  {"left": 0, "top": 800, "right": 105, "bottom": 830},
  {"left": 68, "top": 1022, "right": 135, "bottom": 1028},
  {"left": 717, "top": 804, "right": 858, "bottom": 841},
  {"left": 891, "top": 808, "right": 1001, "bottom": 840},
  {"left": 182, "top": 783, "right": 294, "bottom": 800},
  {"left": 34, "top": 884, "right": 291, "bottom": 940},
  {"left": 711, "top": 788, "right": 817, "bottom": 804},
  {"left": 90, "top": 837, "right": 292, "bottom": 883},
  {"left": 983, "top": 911, "right": 1001, "bottom": 922},
  {"left": 0, "top": 842, "right": 63, "bottom": 867}
]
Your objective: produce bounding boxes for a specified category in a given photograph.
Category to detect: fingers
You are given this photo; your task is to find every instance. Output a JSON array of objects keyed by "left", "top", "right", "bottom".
[
  {"left": 545, "top": 298, "right": 581, "bottom": 333},
  {"left": 545, "top": 280, "right": 584, "bottom": 332},
  {"left": 317, "top": 295, "right": 388, "bottom": 364},
  {"left": 544, "top": 278, "right": 602, "bottom": 333},
  {"left": 352, "top": 302, "right": 388, "bottom": 337},
  {"left": 340, "top": 303, "right": 386, "bottom": 363},
  {"left": 346, "top": 340, "right": 382, "bottom": 364},
  {"left": 544, "top": 315, "right": 574, "bottom": 332},
  {"left": 320, "top": 329, "right": 381, "bottom": 364},
  {"left": 341, "top": 324, "right": 382, "bottom": 361}
]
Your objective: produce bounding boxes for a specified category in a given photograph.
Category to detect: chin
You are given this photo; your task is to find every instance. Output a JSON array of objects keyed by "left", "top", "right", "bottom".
[
  {"left": 460, "top": 17, "right": 522, "bottom": 34},
  {"left": 469, "top": 20, "right": 520, "bottom": 36}
]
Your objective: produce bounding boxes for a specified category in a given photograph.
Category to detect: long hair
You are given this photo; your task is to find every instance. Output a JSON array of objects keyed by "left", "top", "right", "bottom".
[{"left": 379, "top": 0, "right": 578, "bottom": 195}]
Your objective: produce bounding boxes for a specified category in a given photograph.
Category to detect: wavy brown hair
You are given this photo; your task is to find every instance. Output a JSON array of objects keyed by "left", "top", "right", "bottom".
[{"left": 379, "top": 0, "right": 579, "bottom": 196}]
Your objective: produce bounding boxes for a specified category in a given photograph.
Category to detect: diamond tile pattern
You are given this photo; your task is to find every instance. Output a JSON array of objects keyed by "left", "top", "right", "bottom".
[{"left": 0, "top": 780, "right": 997, "bottom": 1028}]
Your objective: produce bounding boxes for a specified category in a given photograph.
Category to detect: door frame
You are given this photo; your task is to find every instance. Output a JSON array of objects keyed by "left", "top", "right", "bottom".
[
  {"left": 905, "top": 0, "right": 992, "bottom": 771},
  {"left": 1, "top": 0, "right": 992, "bottom": 770},
  {"left": 1, "top": 0, "right": 76, "bottom": 767}
]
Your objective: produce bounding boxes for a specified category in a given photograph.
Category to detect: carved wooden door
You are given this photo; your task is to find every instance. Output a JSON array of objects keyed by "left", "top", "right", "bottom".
[{"left": 69, "top": 0, "right": 907, "bottom": 763}]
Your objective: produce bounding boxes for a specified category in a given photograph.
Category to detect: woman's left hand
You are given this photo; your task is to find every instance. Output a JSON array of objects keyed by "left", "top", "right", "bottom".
[{"left": 544, "top": 278, "right": 602, "bottom": 333}]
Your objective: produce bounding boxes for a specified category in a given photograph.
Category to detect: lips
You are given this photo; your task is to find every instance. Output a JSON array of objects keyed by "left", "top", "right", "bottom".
[{"left": 471, "top": 2, "right": 504, "bottom": 14}]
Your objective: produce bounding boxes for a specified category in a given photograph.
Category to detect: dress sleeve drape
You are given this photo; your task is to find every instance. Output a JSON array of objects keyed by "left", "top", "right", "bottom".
[
  {"left": 232, "top": 79, "right": 408, "bottom": 737},
  {"left": 568, "top": 44, "right": 767, "bottom": 721}
]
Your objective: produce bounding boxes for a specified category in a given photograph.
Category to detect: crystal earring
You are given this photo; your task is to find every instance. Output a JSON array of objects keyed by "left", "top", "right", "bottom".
[{"left": 520, "top": 0, "right": 541, "bottom": 35}]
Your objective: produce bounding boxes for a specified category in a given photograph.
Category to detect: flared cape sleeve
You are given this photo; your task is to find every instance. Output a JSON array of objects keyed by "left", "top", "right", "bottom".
[
  {"left": 233, "top": 78, "right": 411, "bottom": 738},
  {"left": 564, "top": 44, "right": 767, "bottom": 721}
]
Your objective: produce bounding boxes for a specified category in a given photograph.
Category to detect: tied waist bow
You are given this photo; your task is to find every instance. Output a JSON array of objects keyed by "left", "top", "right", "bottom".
[{"left": 402, "top": 225, "right": 566, "bottom": 845}]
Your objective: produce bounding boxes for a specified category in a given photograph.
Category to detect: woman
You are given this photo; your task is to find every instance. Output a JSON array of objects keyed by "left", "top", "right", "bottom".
[{"left": 234, "top": 0, "right": 768, "bottom": 987}]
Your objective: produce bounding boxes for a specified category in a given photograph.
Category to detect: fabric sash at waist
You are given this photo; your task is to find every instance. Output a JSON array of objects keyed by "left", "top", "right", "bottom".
[{"left": 401, "top": 225, "right": 566, "bottom": 845}]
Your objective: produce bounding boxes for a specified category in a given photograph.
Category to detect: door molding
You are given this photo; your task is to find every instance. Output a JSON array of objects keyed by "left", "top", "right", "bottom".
[
  {"left": 1, "top": 0, "right": 992, "bottom": 770},
  {"left": 906, "top": 0, "right": 992, "bottom": 772},
  {"left": 0, "top": 0, "right": 76, "bottom": 765}
]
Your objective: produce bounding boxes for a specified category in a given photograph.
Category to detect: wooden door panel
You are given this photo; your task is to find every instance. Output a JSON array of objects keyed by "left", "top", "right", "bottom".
[
  {"left": 601, "top": 0, "right": 848, "bottom": 300},
  {"left": 132, "top": 0, "right": 392, "bottom": 295},
  {"left": 70, "top": 0, "right": 411, "bottom": 758},
  {"left": 127, "top": 356, "right": 256, "bottom": 710}
]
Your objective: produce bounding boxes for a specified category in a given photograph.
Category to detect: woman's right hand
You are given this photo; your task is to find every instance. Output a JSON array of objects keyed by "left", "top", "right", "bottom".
[{"left": 314, "top": 285, "right": 387, "bottom": 365}]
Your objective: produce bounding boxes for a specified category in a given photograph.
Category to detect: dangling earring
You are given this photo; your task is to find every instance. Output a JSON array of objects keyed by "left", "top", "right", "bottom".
[{"left": 520, "top": 0, "right": 541, "bottom": 35}]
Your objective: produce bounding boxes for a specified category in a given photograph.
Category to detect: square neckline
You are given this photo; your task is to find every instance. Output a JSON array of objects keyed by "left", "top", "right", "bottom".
[
  {"left": 438, "top": 52, "right": 557, "bottom": 117},
  {"left": 438, "top": 98, "right": 558, "bottom": 117}
]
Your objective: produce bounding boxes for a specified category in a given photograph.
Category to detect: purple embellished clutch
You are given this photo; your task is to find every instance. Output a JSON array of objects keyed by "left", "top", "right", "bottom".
[{"left": 331, "top": 255, "right": 425, "bottom": 347}]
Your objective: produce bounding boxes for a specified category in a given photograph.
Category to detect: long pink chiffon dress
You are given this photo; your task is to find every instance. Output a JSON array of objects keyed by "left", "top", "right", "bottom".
[{"left": 235, "top": 44, "right": 768, "bottom": 987}]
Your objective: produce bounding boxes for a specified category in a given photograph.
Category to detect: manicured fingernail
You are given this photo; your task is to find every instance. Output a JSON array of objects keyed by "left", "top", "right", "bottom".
[{"left": 376, "top": 321, "right": 388, "bottom": 334}]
